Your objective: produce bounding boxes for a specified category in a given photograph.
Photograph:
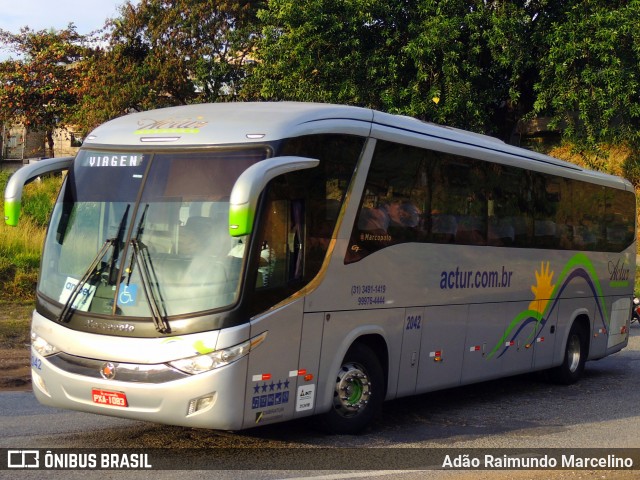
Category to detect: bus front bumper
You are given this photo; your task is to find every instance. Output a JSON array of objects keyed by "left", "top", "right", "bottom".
[{"left": 30, "top": 347, "right": 248, "bottom": 430}]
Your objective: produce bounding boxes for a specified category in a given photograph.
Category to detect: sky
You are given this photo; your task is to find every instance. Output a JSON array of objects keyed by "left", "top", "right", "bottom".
[
  {"left": 0, "top": 0, "right": 137, "bottom": 57},
  {"left": 0, "top": 0, "right": 133, "bottom": 34}
]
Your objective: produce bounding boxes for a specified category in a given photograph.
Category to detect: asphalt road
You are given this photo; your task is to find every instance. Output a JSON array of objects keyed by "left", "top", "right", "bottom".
[{"left": 2, "top": 325, "right": 640, "bottom": 479}]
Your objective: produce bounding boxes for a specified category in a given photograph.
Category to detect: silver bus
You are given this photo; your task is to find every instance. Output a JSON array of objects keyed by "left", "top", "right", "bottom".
[{"left": 5, "top": 103, "right": 636, "bottom": 434}]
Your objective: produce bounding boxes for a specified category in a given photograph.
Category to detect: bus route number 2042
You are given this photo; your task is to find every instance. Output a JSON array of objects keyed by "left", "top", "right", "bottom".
[
  {"left": 351, "top": 284, "right": 386, "bottom": 306},
  {"left": 31, "top": 354, "right": 42, "bottom": 370},
  {"left": 406, "top": 314, "right": 422, "bottom": 330}
]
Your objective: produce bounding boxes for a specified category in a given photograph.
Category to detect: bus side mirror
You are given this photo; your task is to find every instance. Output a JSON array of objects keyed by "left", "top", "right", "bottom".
[
  {"left": 4, "top": 156, "right": 73, "bottom": 226},
  {"left": 228, "top": 156, "right": 319, "bottom": 237}
]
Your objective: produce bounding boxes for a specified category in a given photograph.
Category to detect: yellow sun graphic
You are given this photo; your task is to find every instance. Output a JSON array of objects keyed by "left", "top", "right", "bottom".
[{"left": 529, "top": 261, "right": 556, "bottom": 313}]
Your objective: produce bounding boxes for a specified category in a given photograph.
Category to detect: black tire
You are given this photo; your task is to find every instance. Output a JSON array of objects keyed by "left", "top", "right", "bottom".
[
  {"left": 549, "top": 321, "right": 588, "bottom": 385},
  {"left": 319, "top": 343, "right": 384, "bottom": 435}
]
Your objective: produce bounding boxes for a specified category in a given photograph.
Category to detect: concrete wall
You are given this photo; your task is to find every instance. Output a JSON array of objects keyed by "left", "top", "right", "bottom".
[
  {"left": 2, "top": 123, "right": 81, "bottom": 160},
  {"left": 1, "top": 123, "right": 45, "bottom": 160}
]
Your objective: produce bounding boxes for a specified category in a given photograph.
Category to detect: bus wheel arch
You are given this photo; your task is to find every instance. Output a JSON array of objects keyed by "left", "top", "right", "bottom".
[
  {"left": 549, "top": 315, "right": 590, "bottom": 385},
  {"left": 319, "top": 335, "right": 387, "bottom": 434}
]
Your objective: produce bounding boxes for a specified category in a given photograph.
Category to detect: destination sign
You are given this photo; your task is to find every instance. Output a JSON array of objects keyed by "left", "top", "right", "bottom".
[{"left": 79, "top": 154, "right": 145, "bottom": 168}]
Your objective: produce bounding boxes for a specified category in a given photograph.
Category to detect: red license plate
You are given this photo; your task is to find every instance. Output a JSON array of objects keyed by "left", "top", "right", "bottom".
[{"left": 92, "top": 389, "right": 128, "bottom": 407}]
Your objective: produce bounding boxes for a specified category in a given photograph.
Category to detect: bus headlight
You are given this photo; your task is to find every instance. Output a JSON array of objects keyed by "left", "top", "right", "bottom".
[
  {"left": 169, "top": 331, "right": 267, "bottom": 375},
  {"left": 31, "top": 332, "right": 59, "bottom": 356}
]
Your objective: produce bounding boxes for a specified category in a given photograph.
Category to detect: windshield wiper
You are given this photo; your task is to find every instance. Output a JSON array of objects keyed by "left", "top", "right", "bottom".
[
  {"left": 126, "top": 204, "right": 171, "bottom": 333},
  {"left": 108, "top": 203, "right": 130, "bottom": 285},
  {"left": 58, "top": 205, "right": 131, "bottom": 323},
  {"left": 58, "top": 239, "right": 112, "bottom": 323}
]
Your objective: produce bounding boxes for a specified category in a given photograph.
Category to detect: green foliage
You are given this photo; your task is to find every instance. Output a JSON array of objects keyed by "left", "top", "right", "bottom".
[
  {"left": 70, "top": 0, "right": 263, "bottom": 133},
  {"left": 0, "top": 171, "right": 59, "bottom": 300},
  {"left": 21, "top": 175, "right": 63, "bottom": 227},
  {"left": 623, "top": 152, "right": 640, "bottom": 188},
  {"left": 246, "top": 0, "right": 415, "bottom": 109},
  {"left": 402, "top": 0, "right": 535, "bottom": 135},
  {"left": 2, "top": 0, "right": 640, "bottom": 183},
  {"left": 0, "top": 25, "right": 92, "bottom": 154},
  {"left": 248, "top": 0, "right": 557, "bottom": 140},
  {"left": 534, "top": 1, "right": 640, "bottom": 152}
]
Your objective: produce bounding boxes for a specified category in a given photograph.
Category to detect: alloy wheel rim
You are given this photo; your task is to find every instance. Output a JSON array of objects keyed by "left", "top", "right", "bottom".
[{"left": 332, "top": 362, "right": 371, "bottom": 417}]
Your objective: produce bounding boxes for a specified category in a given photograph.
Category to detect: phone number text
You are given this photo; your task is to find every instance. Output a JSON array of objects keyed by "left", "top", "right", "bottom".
[{"left": 351, "top": 284, "right": 387, "bottom": 306}]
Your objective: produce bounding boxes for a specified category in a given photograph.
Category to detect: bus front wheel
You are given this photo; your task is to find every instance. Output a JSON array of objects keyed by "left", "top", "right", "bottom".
[
  {"left": 319, "top": 343, "right": 384, "bottom": 434},
  {"left": 549, "top": 321, "right": 588, "bottom": 385}
]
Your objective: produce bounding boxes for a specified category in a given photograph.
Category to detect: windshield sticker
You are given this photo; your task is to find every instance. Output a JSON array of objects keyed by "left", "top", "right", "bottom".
[
  {"left": 117, "top": 284, "right": 138, "bottom": 307},
  {"left": 59, "top": 277, "right": 97, "bottom": 312},
  {"left": 134, "top": 117, "right": 208, "bottom": 135}
]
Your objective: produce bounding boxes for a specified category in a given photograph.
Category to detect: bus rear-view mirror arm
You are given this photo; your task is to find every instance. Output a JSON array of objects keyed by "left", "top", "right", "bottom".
[
  {"left": 4, "top": 156, "right": 74, "bottom": 226},
  {"left": 229, "top": 156, "right": 319, "bottom": 237}
]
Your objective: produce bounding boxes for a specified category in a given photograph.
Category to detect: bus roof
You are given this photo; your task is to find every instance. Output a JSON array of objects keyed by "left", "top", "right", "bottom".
[
  {"left": 83, "top": 102, "right": 374, "bottom": 148},
  {"left": 82, "top": 102, "right": 632, "bottom": 191}
]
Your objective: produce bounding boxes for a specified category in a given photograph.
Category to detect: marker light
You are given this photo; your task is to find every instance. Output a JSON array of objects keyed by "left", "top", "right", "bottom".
[
  {"left": 32, "top": 371, "right": 50, "bottom": 396},
  {"left": 187, "top": 393, "right": 216, "bottom": 415},
  {"left": 139, "top": 136, "right": 181, "bottom": 143},
  {"left": 169, "top": 331, "right": 267, "bottom": 375}
]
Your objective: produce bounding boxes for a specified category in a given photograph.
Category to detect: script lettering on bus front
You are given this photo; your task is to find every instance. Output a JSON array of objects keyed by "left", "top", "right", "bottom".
[{"left": 134, "top": 117, "right": 209, "bottom": 134}]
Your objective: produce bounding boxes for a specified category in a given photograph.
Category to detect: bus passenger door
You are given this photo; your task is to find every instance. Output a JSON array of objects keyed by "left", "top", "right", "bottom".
[
  {"left": 241, "top": 196, "right": 308, "bottom": 429},
  {"left": 416, "top": 304, "right": 467, "bottom": 393}
]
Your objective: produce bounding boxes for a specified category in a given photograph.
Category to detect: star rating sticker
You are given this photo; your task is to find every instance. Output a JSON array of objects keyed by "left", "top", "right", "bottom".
[
  {"left": 269, "top": 381, "right": 275, "bottom": 391},
  {"left": 284, "top": 379, "right": 290, "bottom": 389},
  {"left": 276, "top": 380, "right": 283, "bottom": 390},
  {"left": 261, "top": 383, "right": 268, "bottom": 392},
  {"left": 253, "top": 384, "right": 260, "bottom": 394}
]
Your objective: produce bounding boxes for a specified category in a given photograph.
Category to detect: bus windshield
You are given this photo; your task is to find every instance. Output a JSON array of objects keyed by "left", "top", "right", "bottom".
[{"left": 39, "top": 148, "right": 268, "bottom": 319}]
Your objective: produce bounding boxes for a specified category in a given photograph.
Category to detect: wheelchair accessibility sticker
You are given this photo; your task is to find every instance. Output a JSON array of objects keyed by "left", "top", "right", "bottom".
[{"left": 117, "top": 284, "right": 138, "bottom": 307}]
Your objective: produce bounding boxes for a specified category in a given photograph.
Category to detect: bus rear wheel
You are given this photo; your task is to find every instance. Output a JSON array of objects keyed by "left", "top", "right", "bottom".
[
  {"left": 319, "top": 343, "right": 384, "bottom": 434},
  {"left": 549, "top": 321, "right": 588, "bottom": 385}
]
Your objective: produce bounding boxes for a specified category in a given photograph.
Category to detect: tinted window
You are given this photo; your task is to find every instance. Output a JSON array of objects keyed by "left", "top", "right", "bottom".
[{"left": 346, "top": 140, "right": 635, "bottom": 263}]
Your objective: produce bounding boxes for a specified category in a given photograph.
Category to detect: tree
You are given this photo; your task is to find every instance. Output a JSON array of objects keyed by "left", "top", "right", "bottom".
[
  {"left": 0, "top": 25, "right": 91, "bottom": 156},
  {"left": 247, "top": 0, "right": 554, "bottom": 140},
  {"left": 403, "top": 1, "right": 517, "bottom": 134},
  {"left": 534, "top": 1, "right": 640, "bottom": 155},
  {"left": 71, "top": 0, "right": 263, "bottom": 133},
  {"left": 246, "top": 0, "right": 418, "bottom": 110}
]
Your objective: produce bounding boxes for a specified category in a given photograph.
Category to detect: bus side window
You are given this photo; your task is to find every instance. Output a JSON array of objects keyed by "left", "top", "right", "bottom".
[
  {"left": 254, "top": 198, "right": 304, "bottom": 289},
  {"left": 255, "top": 199, "right": 288, "bottom": 288},
  {"left": 248, "top": 195, "right": 307, "bottom": 316}
]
